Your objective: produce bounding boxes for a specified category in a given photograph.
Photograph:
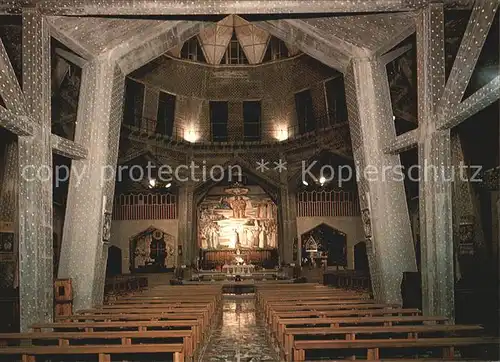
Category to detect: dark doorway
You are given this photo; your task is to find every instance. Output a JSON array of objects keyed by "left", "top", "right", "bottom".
[
  {"left": 301, "top": 223, "right": 346, "bottom": 267},
  {"left": 354, "top": 241, "right": 369, "bottom": 272},
  {"left": 150, "top": 238, "right": 167, "bottom": 269},
  {"left": 106, "top": 246, "right": 122, "bottom": 277}
]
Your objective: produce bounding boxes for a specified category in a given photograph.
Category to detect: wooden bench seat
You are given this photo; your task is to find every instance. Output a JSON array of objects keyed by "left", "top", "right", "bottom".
[
  {"left": 291, "top": 337, "right": 500, "bottom": 361},
  {"left": 281, "top": 324, "right": 484, "bottom": 361},
  {"left": 0, "top": 343, "right": 185, "bottom": 362},
  {"left": 0, "top": 330, "right": 195, "bottom": 358},
  {"left": 262, "top": 299, "right": 379, "bottom": 318},
  {"left": 265, "top": 303, "right": 401, "bottom": 322},
  {"left": 32, "top": 320, "right": 203, "bottom": 345},
  {"left": 275, "top": 315, "right": 449, "bottom": 344},
  {"left": 77, "top": 307, "right": 211, "bottom": 319},
  {"left": 270, "top": 308, "right": 421, "bottom": 335}
]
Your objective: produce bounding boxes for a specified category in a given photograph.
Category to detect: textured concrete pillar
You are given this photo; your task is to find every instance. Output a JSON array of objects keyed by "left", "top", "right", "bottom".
[
  {"left": 345, "top": 58, "right": 417, "bottom": 303},
  {"left": 58, "top": 58, "right": 125, "bottom": 310},
  {"left": 278, "top": 162, "right": 297, "bottom": 264},
  {"left": 416, "top": 4, "right": 454, "bottom": 319},
  {"left": 178, "top": 185, "right": 195, "bottom": 265},
  {"left": 18, "top": 9, "right": 54, "bottom": 331},
  {"left": 418, "top": 131, "right": 454, "bottom": 318}
]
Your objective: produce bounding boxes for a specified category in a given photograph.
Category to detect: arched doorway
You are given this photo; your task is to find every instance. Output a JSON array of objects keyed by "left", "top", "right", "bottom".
[
  {"left": 354, "top": 241, "right": 369, "bottom": 272},
  {"left": 129, "top": 227, "right": 176, "bottom": 273},
  {"left": 300, "top": 223, "right": 347, "bottom": 267},
  {"left": 106, "top": 246, "right": 122, "bottom": 276}
]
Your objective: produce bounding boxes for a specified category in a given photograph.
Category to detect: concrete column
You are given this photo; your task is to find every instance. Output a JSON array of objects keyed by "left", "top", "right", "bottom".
[
  {"left": 278, "top": 160, "right": 297, "bottom": 264},
  {"left": 18, "top": 9, "right": 54, "bottom": 331},
  {"left": 416, "top": 4, "right": 454, "bottom": 319},
  {"left": 345, "top": 58, "right": 417, "bottom": 304},
  {"left": 58, "top": 58, "right": 125, "bottom": 310},
  {"left": 418, "top": 131, "right": 454, "bottom": 318},
  {"left": 178, "top": 185, "right": 195, "bottom": 265}
]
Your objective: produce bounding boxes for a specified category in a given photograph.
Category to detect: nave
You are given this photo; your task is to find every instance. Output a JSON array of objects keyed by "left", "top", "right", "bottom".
[{"left": 0, "top": 280, "right": 498, "bottom": 361}]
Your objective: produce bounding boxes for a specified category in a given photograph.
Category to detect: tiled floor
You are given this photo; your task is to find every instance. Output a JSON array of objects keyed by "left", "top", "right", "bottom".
[{"left": 198, "top": 295, "right": 280, "bottom": 362}]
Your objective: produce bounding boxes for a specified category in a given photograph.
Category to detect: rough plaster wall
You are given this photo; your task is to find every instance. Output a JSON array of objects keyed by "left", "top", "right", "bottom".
[
  {"left": 296, "top": 216, "right": 365, "bottom": 269},
  {"left": 133, "top": 55, "right": 338, "bottom": 142},
  {"left": 110, "top": 219, "right": 179, "bottom": 274}
]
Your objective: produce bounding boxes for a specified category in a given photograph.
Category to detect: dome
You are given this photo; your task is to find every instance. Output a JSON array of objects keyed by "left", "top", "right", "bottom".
[{"left": 167, "top": 15, "right": 300, "bottom": 65}]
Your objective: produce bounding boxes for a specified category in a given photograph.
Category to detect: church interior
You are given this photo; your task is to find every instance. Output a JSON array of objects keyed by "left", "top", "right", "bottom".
[{"left": 0, "top": 0, "right": 499, "bottom": 361}]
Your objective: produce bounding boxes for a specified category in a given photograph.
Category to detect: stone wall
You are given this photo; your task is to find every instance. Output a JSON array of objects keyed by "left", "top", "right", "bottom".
[{"left": 131, "top": 54, "right": 339, "bottom": 141}]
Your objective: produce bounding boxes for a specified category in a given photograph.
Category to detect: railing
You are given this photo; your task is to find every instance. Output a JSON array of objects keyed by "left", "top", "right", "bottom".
[
  {"left": 296, "top": 190, "right": 360, "bottom": 217},
  {"left": 123, "top": 112, "right": 348, "bottom": 145},
  {"left": 113, "top": 193, "right": 177, "bottom": 220},
  {"left": 287, "top": 112, "right": 348, "bottom": 140}
]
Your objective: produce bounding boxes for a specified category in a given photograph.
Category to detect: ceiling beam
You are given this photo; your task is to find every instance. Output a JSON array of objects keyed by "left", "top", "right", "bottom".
[
  {"left": 381, "top": 44, "right": 413, "bottom": 65},
  {"left": 256, "top": 19, "right": 352, "bottom": 73},
  {"left": 437, "top": 0, "right": 498, "bottom": 119},
  {"left": 51, "top": 134, "right": 88, "bottom": 160},
  {"left": 1, "top": 0, "right": 469, "bottom": 16},
  {"left": 0, "top": 105, "right": 33, "bottom": 136},
  {"left": 114, "top": 21, "right": 208, "bottom": 75},
  {"left": 55, "top": 47, "right": 86, "bottom": 68},
  {"left": 47, "top": 17, "right": 95, "bottom": 60},
  {"left": 383, "top": 128, "right": 419, "bottom": 154},
  {"left": 438, "top": 76, "right": 500, "bottom": 130}
]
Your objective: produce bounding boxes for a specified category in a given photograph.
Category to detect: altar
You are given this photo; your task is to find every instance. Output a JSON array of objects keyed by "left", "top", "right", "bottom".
[{"left": 222, "top": 263, "right": 255, "bottom": 275}]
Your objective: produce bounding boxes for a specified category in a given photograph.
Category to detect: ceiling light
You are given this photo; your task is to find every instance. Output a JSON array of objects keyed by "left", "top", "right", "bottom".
[
  {"left": 149, "top": 179, "right": 156, "bottom": 188},
  {"left": 302, "top": 180, "right": 309, "bottom": 186},
  {"left": 165, "top": 183, "right": 172, "bottom": 188},
  {"left": 319, "top": 176, "right": 326, "bottom": 186}
]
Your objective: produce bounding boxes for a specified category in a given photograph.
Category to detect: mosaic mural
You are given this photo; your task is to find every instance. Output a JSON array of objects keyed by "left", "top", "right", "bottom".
[{"left": 198, "top": 185, "right": 278, "bottom": 250}]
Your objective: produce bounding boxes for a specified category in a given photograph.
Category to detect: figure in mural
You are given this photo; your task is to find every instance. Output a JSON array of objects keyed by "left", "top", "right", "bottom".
[
  {"left": 251, "top": 220, "right": 261, "bottom": 248},
  {"left": 198, "top": 191, "right": 278, "bottom": 250},
  {"left": 229, "top": 196, "right": 247, "bottom": 218},
  {"left": 207, "top": 222, "right": 220, "bottom": 249}
]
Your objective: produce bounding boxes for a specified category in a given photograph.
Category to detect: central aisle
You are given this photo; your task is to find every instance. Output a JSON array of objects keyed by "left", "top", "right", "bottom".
[{"left": 198, "top": 295, "right": 280, "bottom": 362}]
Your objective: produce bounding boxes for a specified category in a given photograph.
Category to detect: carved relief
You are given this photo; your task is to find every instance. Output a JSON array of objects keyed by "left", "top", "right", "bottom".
[
  {"left": 198, "top": 185, "right": 278, "bottom": 250},
  {"left": 361, "top": 208, "right": 372, "bottom": 239}
]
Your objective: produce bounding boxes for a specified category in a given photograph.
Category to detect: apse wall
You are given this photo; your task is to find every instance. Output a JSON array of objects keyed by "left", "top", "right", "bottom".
[{"left": 131, "top": 54, "right": 339, "bottom": 142}]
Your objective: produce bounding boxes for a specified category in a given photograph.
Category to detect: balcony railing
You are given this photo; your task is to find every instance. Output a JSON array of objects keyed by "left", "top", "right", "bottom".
[
  {"left": 287, "top": 112, "right": 348, "bottom": 140},
  {"left": 113, "top": 193, "right": 177, "bottom": 220},
  {"left": 297, "top": 190, "right": 360, "bottom": 217},
  {"left": 122, "top": 112, "right": 348, "bottom": 145}
]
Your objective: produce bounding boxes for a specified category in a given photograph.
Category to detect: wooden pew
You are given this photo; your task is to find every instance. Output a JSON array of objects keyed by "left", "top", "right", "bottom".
[
  {"left": 0, "top": 343, "right": 185, "bottom": 362},
  {"left": 32, "top": 319, "right": 204, "bottom": 346},
  {"left": 265, "top": 303, "right": 401, "bottom": 321},
  {"left": 270, "top": 308, "right": 421, "bottom": 337},
  {"left": 0, "top": 330, "right": 194, "bottom": 358},
  {"left": 275, "top": 315, "right": 450, "bottom": 346},
  {"left": 263, "top": 299, "right": 382, "bottom": 321},
  {"left": 281, "top": 324, "right": 485, "bottom": 361},
  {"left": 291, "top": 337, "right": 500, "bottom": 361}
]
